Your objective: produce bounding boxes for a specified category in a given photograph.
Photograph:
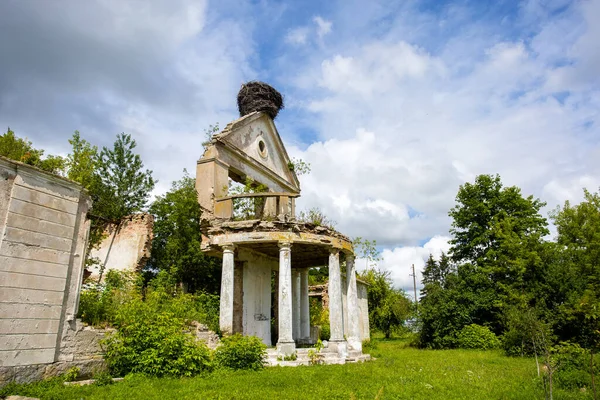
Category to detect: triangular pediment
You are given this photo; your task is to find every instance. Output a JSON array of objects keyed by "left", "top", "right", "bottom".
[{"left": 213, "top": 112, "right": 300, "bottom": 192}]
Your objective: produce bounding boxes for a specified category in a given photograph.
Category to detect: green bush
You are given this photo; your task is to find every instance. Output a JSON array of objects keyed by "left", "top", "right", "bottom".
[
  {"left": 457, "top": 324, "right": 500, "bottom": 350},
  {"left": 309, "top": 299, "right": 330, "bottom": 340},
  {"left": 78, "top": 270, "right": 137, "bottom": 326},
  {"left": 78, "top": 270, "right": 220, "bottom": 333},
  {"left": 213, "top": 334, "right": 266, "bottom": 371},
  {"left": 102, "top": 297, "right": 212, "bottom": 377},
  {"left": 553, "top": 342, "right": 596, "bottom": 390}
]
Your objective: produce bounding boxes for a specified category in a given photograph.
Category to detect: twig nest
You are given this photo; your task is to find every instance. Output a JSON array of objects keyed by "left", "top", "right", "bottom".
[{"left": 237, "top": 81, "right": 284, "bottom": 120}]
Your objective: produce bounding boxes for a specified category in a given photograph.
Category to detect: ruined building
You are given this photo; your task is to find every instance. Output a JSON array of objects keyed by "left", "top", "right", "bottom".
[{"left": 196, "top": 82, "right": 369, "bottom": 363}]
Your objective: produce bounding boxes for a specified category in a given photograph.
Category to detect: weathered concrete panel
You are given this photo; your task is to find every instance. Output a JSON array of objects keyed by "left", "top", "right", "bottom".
[
  {"left": 14, "top": 173, "right": 79, "bottom": 202},
  {"left": 0, "top": 348, "right": 55, "bottom": 367},
  {"left": 0, "top": 156, "right": 91, "bottom": 377},
  {"left": 0, "top": 304, "right": 62, "bottom": 320},
  {"left": 0, "top": 241, "right": 71, "bottom": 265},
  {"left": 8, "top": 199, "right": 76, "bottom": 227},
  {"left": 0, "top": 256, "right": 68, "bottom": 279},
  {"left": 11, "top": 185, "right": 79, "bottom": 215},
  {"left": 0, "top": 271, "right": 65, "bottom": 292},
  {"left": 4, "top": 227, "right": 72, "bottom": 252},
  {"left": 6, "top": 212, "right": 74, "bottom": 239},
  {"left": 0, "top": 288, "right": 64, "bottom": 306},
  {"left": 3, "top": 334, "right": 57, "bottom": 350},
  {"left": 0, "top": 319, "right": 59, "bottom": 335}
]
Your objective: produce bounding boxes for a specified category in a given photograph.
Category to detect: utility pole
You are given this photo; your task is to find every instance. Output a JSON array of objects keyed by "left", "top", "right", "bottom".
[{"left": 411, "top": 264, "right": 418, "bottom": 309}]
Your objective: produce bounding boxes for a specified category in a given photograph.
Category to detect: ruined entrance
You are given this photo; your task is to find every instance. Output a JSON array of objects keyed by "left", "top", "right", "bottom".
[{"left": 196, "top": 82, "right": 367, "bottom": 362}]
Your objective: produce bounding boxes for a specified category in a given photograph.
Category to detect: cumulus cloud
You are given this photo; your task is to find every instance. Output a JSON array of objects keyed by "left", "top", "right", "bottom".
[
  {"left": 0, "top": 0, "right": 255, "bottom": 195},
  {"left": 275, "top": 0, "right": 600, "bottom": 289},
  {"left": 1, "top": 0, "right": 599, "bottom": 291},
  {"left": 356, "top": 236, "right": 451, "bottom": 294}
]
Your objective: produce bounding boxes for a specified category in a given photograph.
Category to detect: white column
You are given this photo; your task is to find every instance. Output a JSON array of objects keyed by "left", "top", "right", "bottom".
[
  {"left": 292, "top": 269, "right": 301, "bottom": 341},
  {"left": 219, "top": 243, "right": 235, "bottom": 335},
  {"left": 277, "top": 242, "right": 295, "bottom": 356},
  {"left": 300, "top": 268, "right": 311, "bottom": 341},
  {"left": 328, "top": 248, "right": 345, "bottom": 343},
  {"left": 346, "top": 254, "right": 362, "bottom": 352}
]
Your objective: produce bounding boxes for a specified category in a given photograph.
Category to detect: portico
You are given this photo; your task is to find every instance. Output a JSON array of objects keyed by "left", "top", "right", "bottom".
[{"left": 196, "top": 82, "right": 369, "bottom": 364}]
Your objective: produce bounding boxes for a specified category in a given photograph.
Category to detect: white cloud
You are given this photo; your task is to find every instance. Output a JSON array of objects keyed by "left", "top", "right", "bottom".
[
  {"left": 285, "top": 15, "right": 333, "bottom": 46},
  {"left": 357, "top": 236, "right": 451, "bottom": 293},
  {"left": 313, "top": 16, "right": 332, "bottom": 38},
  {"left": 286, "top": 0, "right": 600, "bottom": 263},
  {"left": 285, "top": 27, "right": 310, "bottom": 45}
]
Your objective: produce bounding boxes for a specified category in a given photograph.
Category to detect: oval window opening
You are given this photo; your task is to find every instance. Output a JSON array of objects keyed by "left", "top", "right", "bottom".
[{"left": 258, "top": 140, "right": 267, "bottom": 157}]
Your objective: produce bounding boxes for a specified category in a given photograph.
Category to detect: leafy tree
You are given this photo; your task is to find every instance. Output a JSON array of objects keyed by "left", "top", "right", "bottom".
[
  {"left": 67, "top": 131, "right": 99, "bottom": 191},
  {"left": 353, "top": 237, "right": 381, "bottom": 270},
  {"left": 449, "top": 174, "right": 548, "bottom": 267},
  {"left": 148, "top": 171, "right": 220, "bottom": 294},
  {"left": 359, "top": 268, "right": 412, "bottom": 338},
  {"left": 551, "top": 188, "right": 600, "bottom": 395},
  {"left": 419, "top": 175, "right": 550, "bottom": 348},
  {"left": 95, "top": 133, "right": 155, "bottom": 220},
  {"left": 450, "top": 174, "right": 548, "bottom": 327},
  {"left": 0, "top": 128, "right": 66, "bottom": 174}
]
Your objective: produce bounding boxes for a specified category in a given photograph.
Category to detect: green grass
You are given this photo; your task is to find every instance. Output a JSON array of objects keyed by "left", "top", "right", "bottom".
[{"left": 1, "top": 339, "right": 591, "bottom": 399}]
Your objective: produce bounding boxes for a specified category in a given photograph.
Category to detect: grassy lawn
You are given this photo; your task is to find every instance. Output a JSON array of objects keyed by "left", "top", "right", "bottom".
[{"left": 2, "top": 338, "right": 589, "bottom": 399}]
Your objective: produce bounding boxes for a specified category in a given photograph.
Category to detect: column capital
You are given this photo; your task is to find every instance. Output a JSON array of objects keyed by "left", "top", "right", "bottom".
[
  {"left": 345, "top": 253, "right": 356, "bottom": 262},
  {"left": 222, "top": 243, "right": 236, "bottom": 253},
  {"left": 329, "top": 246, "right": 341, "bottom": 255},
  {"left": 278, "top": 241, "right": 292, "bottom": 250}
]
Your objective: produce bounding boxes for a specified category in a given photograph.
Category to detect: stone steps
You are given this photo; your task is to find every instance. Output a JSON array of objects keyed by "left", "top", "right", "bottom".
[{"left": 265, "top": 347, "right": 370, "bottom": 367}]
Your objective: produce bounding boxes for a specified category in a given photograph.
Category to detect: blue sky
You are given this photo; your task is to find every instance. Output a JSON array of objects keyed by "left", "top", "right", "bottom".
[{"left": 1, "top": 0, "right": 598, "bottom": 292}]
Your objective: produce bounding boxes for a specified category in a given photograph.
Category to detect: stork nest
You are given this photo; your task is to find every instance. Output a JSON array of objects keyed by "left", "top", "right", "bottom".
[{"left": 237, "top": 81, "right": 284, "bottom": 120}]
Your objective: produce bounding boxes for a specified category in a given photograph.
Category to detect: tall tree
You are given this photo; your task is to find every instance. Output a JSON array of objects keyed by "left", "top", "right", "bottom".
[
  {"left": 95, "top": 133, "right": 155, "bottom": 220},
  {"left": 449, "top": 174, "right": 549, "bottom": 311},
  {"left": 419, "top": 175, "right": 550, "bottom": 348},
  {"left": 449, "top": 174, "right": 548, "bottom": 267},
  {"left": 550, "top": 189, "right": 600, "bottom": 369},
  {"left": 148, "top": 171, "right": 220, "bottom": 294},
  {"left": 67, "top": 131, "right": 99, "bottom": 191}
]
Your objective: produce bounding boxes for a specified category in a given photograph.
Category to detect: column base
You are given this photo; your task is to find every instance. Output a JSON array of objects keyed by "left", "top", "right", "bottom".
[
  {"left": 276, "top": 341, "right": 296, "bottom": 357},
  {"left": 327, "top": 339, "right": 348, "bottom": 358},
  {"left": 347, "top": 337, "right": 362, "bottom": 352}
]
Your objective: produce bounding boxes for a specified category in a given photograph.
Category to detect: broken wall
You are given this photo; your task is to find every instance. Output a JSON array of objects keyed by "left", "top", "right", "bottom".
[
  {"left": 341, "top": 278, "right": 370, "bottom": 342},
  {"left": 87, "top": 213, "right": 153, "bottom": 279},
  {"left": 0, "top": 157, "right": 91, "bottom": 371}
]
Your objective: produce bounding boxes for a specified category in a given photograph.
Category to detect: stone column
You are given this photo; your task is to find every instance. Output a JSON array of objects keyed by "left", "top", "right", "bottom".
[
  {"left": 300, "top": 268, "right": 311, "bottom": 342},
  {"left": 292, "top": 269, "right": 301, "bottom": 341},
  {"left": 328, "top": 247, "right": 347, "bottom": 358},
  {"left": 277, "top": 242, "right": 295, "bottom": 356},
  {"left": 345, "top": 254, "right": 362, "bottom": 352},
  {"left": 219, "top": 244, "right": 235, "bottom": 335}
]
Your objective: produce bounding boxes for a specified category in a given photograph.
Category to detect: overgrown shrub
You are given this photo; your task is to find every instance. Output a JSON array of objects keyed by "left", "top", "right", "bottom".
[
  {"left": 78, "top": 270, "right": 137, "bottom": 326},
  {"left": 102, "top": 296, "right": 212, "bottom": 377},
  {"left": 213, "top": 334, "right": 266, "bottom": 371},
  {"left": 310, "top": 298, "right": 330, "bottom": 340},
  {"left": 552, "top": 342, "right": 597, "bottom": 390},
  {"left": 78, "top": 270, "right": 220, "bottom": 333},
  {"left": 457, "top": 324, "right": 500, "bottom": 350}
]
